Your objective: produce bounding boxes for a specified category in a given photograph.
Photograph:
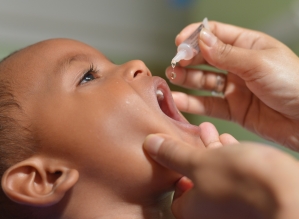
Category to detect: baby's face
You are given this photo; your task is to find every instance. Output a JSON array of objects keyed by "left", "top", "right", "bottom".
[{"left": 7, "top": 39, "right": 205, "bottom": 195}]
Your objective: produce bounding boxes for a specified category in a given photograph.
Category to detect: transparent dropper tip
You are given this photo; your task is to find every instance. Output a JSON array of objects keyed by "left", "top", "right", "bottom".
[
  {"left": 202, "top": 17, "right": 210, "bottom": 30},
  {"left": 171, "top": 50, "right": 187, "bottom": 65}
]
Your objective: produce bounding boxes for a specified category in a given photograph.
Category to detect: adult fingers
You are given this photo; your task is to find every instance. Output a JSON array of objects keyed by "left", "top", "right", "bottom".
[
  {"left": 165, "top": 66, "right": 226, "bottom": 93},
  {"left": 174, "top": 21, "right": 271, "bottom": 67},
  {"left": 171, "top": 91, "right": 231, "bottom": 120},
  {"left": 173, "top": 176, "right": 193, "bottom": 200},
  {"left": 199, "top": 28, "right": 263, "bottom": 79},
  {"left": 198, "top": 122, "right": 223, "bottom": 148},
  {"left": 219, "top": 133, "right": 239, "bottom": 145},
  {"left": 176, "top": 21, "right": 255, "bottom": 48},
  {"left": 198, "top": 122, "right": 239, "bottom": 148},
  {"left": 175, "top": 22, "right": 273, "bottom": 81},
  {"left": 143, "top": 134, "right": 201, "bottom": 178}
]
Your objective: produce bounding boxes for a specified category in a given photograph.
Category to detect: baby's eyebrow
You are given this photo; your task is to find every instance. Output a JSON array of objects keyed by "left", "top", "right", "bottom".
[
  {"left": 67, "top": 54, "right": 91, "bottom": 65},
  {"left": 57, "top": 53, "right": 114, "bottom": 76},
  {"left": 56, "top": 54, "right": 91, "bottom": 75}
]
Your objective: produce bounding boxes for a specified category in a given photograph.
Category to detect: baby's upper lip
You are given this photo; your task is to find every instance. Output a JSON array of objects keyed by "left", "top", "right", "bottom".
[{"left": 152, "top": 76, "right": 189, "bottom": 124}]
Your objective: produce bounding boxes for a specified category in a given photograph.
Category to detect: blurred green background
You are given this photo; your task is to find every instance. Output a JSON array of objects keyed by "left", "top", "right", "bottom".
[{"left": 1, "top": 0, "right": 299, "bottom": 157}]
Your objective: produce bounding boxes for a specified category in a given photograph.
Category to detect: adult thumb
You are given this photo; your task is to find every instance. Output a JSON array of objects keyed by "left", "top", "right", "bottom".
[
  {"left": 199, "top": 28, "right": 259, "bottom": 79},
  {"left": 143, "top": 134, "right": 199, "bottom": 177}
]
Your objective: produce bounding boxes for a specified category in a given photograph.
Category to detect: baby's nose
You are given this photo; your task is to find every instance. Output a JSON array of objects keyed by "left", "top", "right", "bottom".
[{"left": 122, "top": 60, "right": 152, "bottom": 81}]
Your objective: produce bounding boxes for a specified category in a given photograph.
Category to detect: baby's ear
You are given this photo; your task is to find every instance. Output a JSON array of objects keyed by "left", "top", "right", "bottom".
[{"left": 1, "top": 156, "right": 79, "bottom": 206}]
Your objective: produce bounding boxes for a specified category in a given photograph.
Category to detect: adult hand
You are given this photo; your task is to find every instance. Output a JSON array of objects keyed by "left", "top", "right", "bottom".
[
  {"left": 167, "top": 21, "right": 299, "bottom": 150},
  {"left": 143, "top": 134, "right": 299, "bottom": 219}
]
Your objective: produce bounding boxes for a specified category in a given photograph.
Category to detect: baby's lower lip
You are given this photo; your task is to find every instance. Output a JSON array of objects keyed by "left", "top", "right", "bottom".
[{"left": 170, "top": 118, "right": 201, "bottom": 136}]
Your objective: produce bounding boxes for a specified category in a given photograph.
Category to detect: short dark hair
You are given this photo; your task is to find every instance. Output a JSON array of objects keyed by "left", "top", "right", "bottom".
[{"left": 0, "top": 52, "right": 39, "bottom": 219}]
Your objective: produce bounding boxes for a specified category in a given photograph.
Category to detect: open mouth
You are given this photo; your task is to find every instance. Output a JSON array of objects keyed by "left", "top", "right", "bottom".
[{"left": 154, "top": 79, "right": 188, "bottom": 124}]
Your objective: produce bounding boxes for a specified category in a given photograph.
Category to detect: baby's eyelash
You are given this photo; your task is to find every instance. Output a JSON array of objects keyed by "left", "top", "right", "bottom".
[
  {"left": 86, "top": 64, "right": 98, "bottom": 75},
  {"left": 79, "top": 64, "right": 99, "bottom": 85}
]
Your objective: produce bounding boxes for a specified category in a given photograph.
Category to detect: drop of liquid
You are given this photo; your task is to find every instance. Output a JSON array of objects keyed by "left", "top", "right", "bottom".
[
  {"left": 171, "top": 61, "right": 176, "bottom": 69},
  {"left": 170, "top": 61, "right": 176, "bottom": 79}
]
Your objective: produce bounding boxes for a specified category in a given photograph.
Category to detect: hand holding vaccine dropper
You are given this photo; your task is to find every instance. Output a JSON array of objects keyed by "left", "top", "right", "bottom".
[{"left": 171, "top": 17, "right": 209, "bottom": 71}]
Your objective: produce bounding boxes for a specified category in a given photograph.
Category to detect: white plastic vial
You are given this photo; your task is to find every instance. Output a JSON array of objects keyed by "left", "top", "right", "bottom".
[{"left": 171, "top": 17, "right": 209, "bottom": 66}]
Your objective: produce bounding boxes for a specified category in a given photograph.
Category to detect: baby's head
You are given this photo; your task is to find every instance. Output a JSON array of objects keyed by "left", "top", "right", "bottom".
[{"left": 0, "top": 39, "right": 205, "bottom": 218}]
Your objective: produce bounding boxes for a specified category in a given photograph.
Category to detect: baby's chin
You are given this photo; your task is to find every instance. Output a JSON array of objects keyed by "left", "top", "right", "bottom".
[
  {"left": 143, "top": 148, "right": 183, "bottom": 190},
  {"left": 149, "top": 166, "right": 182, "bottom": 194}
]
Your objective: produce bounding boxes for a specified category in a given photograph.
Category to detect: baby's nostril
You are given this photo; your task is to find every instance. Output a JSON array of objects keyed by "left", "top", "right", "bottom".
[{"left": 133, "top": 70, "right": 143, "bottom": 78}]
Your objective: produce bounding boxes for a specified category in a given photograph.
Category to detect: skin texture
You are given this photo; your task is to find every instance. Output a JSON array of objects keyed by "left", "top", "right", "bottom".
[
  {"left": 0, "top": 39, "right": 236, "bottom": 219},
  {"left": 166, "top": 21, "right": 299, "bottom": 150}
]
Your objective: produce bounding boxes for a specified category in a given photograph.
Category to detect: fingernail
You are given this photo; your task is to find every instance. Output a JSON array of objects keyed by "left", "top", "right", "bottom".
[
  {"left": 165, "top": 67, "right": 186, "bottom": 80},
  {"left": 165, "top": 68, "right": 171, "bottom": 80},
  {"left": 165, "top": 67, "right": 180, "bottom": 80},
  {"left": 144, "top": 134, "right": 165, "bottom": 156},
  {"left": 200, "top": 28, "right": 217, "bottom": 47}
]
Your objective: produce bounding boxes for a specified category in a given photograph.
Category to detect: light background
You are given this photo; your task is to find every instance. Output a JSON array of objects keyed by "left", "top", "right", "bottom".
[{"left": 1, "top": 0, "right": 299, "bottom": 157}]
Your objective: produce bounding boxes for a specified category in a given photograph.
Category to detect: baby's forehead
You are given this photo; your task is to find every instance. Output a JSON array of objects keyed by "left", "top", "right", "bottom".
[
  {"left": 2, "top": 39, "right": 105, "bottom": 73},
  {"left": 0, "top": 39, "right": 108, "bottom": 96}
]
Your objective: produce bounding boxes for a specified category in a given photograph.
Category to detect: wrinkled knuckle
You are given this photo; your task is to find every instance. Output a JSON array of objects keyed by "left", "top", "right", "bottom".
[
  {"left": 203, "top": 97, "right": 214, "bottom": 116},
  {"left": 217, "top": 43, "right": 233, "bottom": 62}
]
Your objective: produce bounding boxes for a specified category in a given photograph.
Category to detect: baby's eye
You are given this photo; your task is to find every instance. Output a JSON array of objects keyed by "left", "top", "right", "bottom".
[
  {"left": 79, "top": 64, "right": 98, "bottom": 85},
  {"left": 80, "top": 72, "right": 95, "bottom": 84}
]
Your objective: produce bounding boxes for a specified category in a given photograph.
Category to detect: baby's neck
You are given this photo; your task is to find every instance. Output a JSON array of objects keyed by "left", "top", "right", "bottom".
[
  {"left": 49, "top": 189, "right": 176, "bottom": 219},
  {"left": 98, "top": 192, "right": 176, "bottom": 219}
]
